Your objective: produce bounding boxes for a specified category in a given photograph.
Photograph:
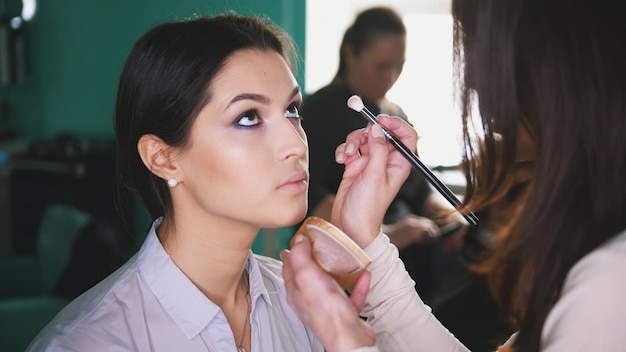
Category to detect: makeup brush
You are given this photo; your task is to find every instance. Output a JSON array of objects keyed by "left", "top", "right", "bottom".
[{"left": 347, "top": 95, "right": 479, "bottom": 226}]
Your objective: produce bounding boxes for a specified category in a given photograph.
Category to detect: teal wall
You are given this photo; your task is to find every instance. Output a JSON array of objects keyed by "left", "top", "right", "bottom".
[
  {"left": 2, "top": 0, "right": 305, "bottom": 257},
  {"left": 5, "top": 0, "right": 306, "bottom": 139}
]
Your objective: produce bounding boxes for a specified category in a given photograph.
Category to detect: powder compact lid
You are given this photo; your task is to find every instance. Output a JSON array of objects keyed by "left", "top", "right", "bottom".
[{"left": 291, "top": 216, "right": 371, "bottom": 290}]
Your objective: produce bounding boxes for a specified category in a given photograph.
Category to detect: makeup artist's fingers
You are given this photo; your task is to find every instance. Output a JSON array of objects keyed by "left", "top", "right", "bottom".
[
  {"left": 335, "top": 127, "right": 369, "bottom": 165},
  {"left": 336, "top": 115, "right": 416, "bottom": 166},
  {"left": 355, "top": 120, "right": 413, "bottom": 220},
  {"left": 373, "top": 115, "right": 417, "bottom": 190},
  {"left": 281, "top": 236, "right": 375, "bottom": 351},
  {"left": 281, "top": 236, "right": 319, "bottom": 325},
  {"left": 349, "top": 270, "right": 371, "bottom": 312},
  {"left": 332, "top": 122, "right": 408, "bottom": 247},
  {"left": 340, "top": 116, "right": 415, "bottom": 186},
  {"left": 335, "top": 142, "right": 362, "bottom": 165},
  {"left": 283, "top": 236, "right": 370, "bottom": 313},
  {"left": 331, "top": 115, "right": 418, "bottom": 247},
  {"left": 377, "top": 115, "right": 418, "bottom": 153},
  {"left": 281, "top": 235, "right": 347, "bottom": 311}
]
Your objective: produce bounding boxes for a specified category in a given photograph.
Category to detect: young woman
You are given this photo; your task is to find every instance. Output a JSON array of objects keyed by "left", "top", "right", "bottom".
[
  {"left": 283, "top": 0, "right": 626, "bottom": 351},
  {"left": 28, "top": 13, "right": 320, "bottom": 351}
]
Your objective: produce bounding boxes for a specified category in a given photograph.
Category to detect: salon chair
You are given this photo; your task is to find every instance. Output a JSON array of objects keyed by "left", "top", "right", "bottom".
[{"left": 0, "top": 203, "right": 92, "bottom": 351}]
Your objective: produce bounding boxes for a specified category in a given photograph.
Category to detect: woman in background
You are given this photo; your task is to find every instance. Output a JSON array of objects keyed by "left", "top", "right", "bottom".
[{"left": 302, "top": 6, "right": 467, "bottom": 304}]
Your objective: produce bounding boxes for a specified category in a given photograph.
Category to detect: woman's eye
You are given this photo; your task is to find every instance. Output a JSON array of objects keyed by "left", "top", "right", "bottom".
[
  {"left": 285, "top": 103, "right": 301, "bottom": 119},
  {"left": 236, "top": 110, "right": 261, "bottom": 127}
]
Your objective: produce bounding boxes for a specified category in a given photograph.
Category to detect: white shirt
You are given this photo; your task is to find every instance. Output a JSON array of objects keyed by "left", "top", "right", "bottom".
[
  {"left": 355, "top": 228, "right": 626, "bottom": 351},
  {"left": 27, "top": 218, "right": 323, "bottom": 352}
]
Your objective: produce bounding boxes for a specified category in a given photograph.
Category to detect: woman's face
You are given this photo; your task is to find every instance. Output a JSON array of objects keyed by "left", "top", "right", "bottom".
[
  {"left": 346, "top": 34, "right": 406, "bottom": 101},
  {"left": 175, "top": 49, "right": 308, "bottom": 229}
]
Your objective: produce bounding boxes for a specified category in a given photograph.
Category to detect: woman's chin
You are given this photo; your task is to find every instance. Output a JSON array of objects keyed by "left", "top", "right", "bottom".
[
  {"left": 263, "top": 208, "right": 307, "bottom": 229},
  {"left": 286, "top": 209, "right": 308, "bottom": 226}
]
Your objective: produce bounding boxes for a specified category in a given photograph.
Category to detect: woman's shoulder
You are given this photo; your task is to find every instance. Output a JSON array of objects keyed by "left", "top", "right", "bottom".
[
  {"left": 27, "top": 257, "right": 144, "bottom": 350},
  {"left": 568, "top": 229, "right": 626, "bottom": 284},
  {"left": 560, "top": 229, "right": 626, "bottom": 303},
  {"left": 542, "top": 229, "right": 626, "bottom": 350}
]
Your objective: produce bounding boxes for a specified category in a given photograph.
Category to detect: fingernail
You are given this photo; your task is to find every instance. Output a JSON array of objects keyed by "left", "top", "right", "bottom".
[
  {"left": 279, "top": 249, "right": 289, "bottom": 260},
  {"left": 345, "top": 143, "right": 355, "bottom": 154},
  {"left": 371, "top": 124, "right": 384, "bottom": 139},
  {"left": 293, "top": 234, "right": 305, "bottom": 243},
  {"left": 336, "top": 150, "right": 345, "bottom": 163}
]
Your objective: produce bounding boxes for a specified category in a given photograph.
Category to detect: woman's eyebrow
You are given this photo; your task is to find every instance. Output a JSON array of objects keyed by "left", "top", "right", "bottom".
[
  {"left": 289, "top": 87, "right": 302, "bottom": 100},
  {"left": 228, "top": 93, "right": 271, "bottom": 107},
  {"left": 227, "top": 87, "right": 301, "bottom": 108}
]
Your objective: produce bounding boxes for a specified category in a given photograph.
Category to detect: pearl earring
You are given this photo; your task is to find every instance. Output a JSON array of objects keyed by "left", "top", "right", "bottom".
[{"left": 167, "top": 178, "right": 178, "bottom": 188}]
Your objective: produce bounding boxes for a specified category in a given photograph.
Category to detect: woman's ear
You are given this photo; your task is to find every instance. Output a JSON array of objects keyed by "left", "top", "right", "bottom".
[{"left": 137, "top": 134, "right": 180, "bottom": 181}]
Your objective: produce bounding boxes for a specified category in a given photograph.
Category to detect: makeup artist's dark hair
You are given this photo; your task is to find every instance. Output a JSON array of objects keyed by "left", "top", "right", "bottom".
[
  {"left": 334, "top": 7, "right": 406, "bottom": 79},
  {"left": 114, "top": 13, "right": 296, "bottom": 220},
  {"left": 453, "top": 0, "right": 626, "bottom": 350}
]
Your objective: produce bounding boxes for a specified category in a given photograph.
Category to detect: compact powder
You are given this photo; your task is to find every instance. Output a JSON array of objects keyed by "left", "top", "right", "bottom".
[
  {"left": 306, "top": 223, "right": 364, "bottom": 275},
  {"left": 292, "top": 216, "right": 371, "bottom": 290}
]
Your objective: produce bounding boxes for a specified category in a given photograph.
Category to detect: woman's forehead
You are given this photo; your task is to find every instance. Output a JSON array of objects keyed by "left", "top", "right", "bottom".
[{"left": 212, "top": 49, "right": 297, "bottom": 94}]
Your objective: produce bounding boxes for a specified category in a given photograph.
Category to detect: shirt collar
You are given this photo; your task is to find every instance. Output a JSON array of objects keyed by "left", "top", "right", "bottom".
[{"left": 137, "top": 217, "right": 272, "bottom": 339}]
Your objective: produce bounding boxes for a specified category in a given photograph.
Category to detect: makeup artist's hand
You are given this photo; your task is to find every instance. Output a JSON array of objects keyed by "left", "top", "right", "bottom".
[
  {"left": 332, "top": 115, "right": 417, "bottom": 248},
  {"left": 281, "top": 235, "right": 375, "bottom": 352},
  {"left": 439, "top": 212, "right": 470, "bottom": 253},
  {"left": 383, "top": 215, "right": 441, "bottom": 249}
]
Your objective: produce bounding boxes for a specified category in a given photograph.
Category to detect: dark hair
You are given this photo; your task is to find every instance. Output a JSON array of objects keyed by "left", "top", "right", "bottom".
[
  {"left": 335, "top": 7, "right": 406, "bottom": 78},
  {"left": 453, "top": 0, "right": 626, "bottom": 350},
  {"left": 114, "top": 13, "right": 296, "bottom": 220}
]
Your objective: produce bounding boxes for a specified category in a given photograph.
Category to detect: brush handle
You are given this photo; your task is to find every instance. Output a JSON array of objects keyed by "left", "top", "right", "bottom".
[
  {"left": 360, "top": 107, "right": 479, "bottom": 226},
  {"left": 386, "top": 132, "right": 479, "bottom": 226}
]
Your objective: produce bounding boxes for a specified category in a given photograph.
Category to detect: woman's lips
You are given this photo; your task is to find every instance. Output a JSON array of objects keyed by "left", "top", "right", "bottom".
[{"left": 279, "top": 171, "right": 308, "bottom": 192}]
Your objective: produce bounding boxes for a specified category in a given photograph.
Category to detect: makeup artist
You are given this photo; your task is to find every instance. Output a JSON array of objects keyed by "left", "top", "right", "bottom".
[
  {"left": 301, "top": 6, "right": 468, "bottom": 304},
  {"left": 283, "top": 0, "right": 626, "bottom": 351},
  {"left": 28, "top": 13, "right": 331, "bottom": 351}
]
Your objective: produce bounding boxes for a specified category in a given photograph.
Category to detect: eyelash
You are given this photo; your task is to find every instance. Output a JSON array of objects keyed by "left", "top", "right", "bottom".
[
  {"left": 236, "top": 110, "right": 261, "bottom": 128},
  {"left": 234, "top": 102, "right": 302, "bottom": 128},
  {"left": 285, "top": 102, "right": 302, "bottom": 120}
]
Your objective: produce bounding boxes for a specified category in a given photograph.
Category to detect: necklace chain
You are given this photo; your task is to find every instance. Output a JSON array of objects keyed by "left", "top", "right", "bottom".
[{"left": 237, "top": 271, "right": 251, "bottom": 352}]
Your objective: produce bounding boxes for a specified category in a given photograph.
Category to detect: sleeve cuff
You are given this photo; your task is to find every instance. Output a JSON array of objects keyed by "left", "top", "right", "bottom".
[{"left": 363, "top": 230, "right": 391, "bottom": 261}]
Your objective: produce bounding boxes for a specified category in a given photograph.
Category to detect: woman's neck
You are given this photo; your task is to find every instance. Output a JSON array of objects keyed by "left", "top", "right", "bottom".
[
  {"left": 157, "top": 214, "right": 257, "bottom": 305},
  {"left": 158, "top": 214, "right": 253, "bottom": 352}
]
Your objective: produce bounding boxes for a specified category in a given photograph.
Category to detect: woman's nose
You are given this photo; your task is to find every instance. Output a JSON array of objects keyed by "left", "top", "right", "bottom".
[{"left": 276, "top": 120, "right": 307, "bottom": 160}]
